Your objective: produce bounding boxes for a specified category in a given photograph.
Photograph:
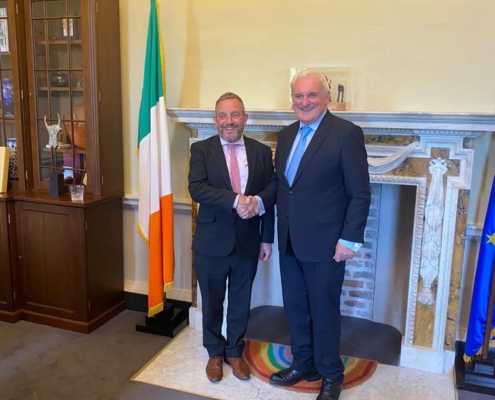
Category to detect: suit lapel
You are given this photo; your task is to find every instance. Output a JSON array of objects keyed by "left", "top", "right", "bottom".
[
  {"left": 244, "top": 137, "right": 257, "bottom": 195},
  {"left": 210, "top": 136, "right": 232, "bottom": 190},
  {"left": 292, "top": 111, "right": 332, "bottom": 185}
]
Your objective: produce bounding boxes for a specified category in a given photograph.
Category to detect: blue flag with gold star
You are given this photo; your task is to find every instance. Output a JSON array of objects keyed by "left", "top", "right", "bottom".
[{"left": 464, "top": 174, "right": 495, "bottom": 361}]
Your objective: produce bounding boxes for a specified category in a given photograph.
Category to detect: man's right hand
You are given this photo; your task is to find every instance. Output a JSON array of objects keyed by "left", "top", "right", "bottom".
[{"left": 236, "top": 195, "right": 259, "bottom": 219}]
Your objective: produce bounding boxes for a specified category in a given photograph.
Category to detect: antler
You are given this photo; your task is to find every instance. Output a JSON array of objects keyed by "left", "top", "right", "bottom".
[{"left": 44, "top": 115, "right": 62, "bottom": 130}]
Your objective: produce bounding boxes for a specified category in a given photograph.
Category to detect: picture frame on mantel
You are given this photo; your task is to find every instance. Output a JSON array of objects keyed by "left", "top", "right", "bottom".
[{"left": 290, "top": 67, "right": 352, "bottom": 111}]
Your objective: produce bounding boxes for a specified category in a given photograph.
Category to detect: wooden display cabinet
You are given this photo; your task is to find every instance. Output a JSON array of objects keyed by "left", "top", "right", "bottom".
[
  {"left": 0, "top": 0, "right": 29, "bottom": 324},
  {"left": 15, "top": 195, "right": 123, "bottom": 333},
  {"left": 25, "top": 0, "right": 123, "bottom": 195},
  {"left": 0, "top": 0, "right": 31, "bottom": 192},
  {"left": 0, "top": 0, "right": 125, "bottom": 332},
  {"left": 0, "top": 197, "right": 20, "bottom": 323}
]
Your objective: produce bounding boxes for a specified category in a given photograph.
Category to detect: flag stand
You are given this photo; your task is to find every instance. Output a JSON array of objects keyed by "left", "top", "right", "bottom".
[
  {"left": 455, "top": 259, "right": 495, "bottom": 396},
  {"left": 135, "top": 299, "right": 189, "bottom": 338},
  {"left": 482, "top": 260, "right": 495, "bottom": 360}
]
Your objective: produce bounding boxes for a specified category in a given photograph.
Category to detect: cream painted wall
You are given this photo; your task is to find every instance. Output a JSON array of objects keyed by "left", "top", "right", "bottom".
[
  {"left": 118, "top": 1, "right": 495, "bottom": 302},
  {"left": 122, "top": 0, "right": 494, "bottom": 223}
]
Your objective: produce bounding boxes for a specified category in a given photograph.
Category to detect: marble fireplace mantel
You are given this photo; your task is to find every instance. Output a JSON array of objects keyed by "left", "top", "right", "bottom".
[
  {"left": 168, "top": 107, "right": 495, "bottom": 374},
  {"left": 168, "top": 108, "right": 495, "bottom": 132}
]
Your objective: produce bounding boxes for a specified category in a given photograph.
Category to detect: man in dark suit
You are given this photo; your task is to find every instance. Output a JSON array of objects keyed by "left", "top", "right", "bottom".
[
  {"left": 266, "top": 70, "right": 371, "bottom": 400},
  {"left": 188, "top": 92, "right": 275, "bottom": 383}
]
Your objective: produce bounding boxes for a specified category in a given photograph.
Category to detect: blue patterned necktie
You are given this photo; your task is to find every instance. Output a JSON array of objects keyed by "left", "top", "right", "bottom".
[{"left": 285, "top": 125, "right": 312, "bottom": 186}]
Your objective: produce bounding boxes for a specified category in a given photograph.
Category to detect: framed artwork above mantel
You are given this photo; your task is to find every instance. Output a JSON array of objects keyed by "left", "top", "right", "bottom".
[{"left": 290, "top": 67, "right": 362, "bottom": 111}]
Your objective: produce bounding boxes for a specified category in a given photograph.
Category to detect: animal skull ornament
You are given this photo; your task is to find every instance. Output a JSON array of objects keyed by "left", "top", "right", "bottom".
[{"left": 44, "top": 114, "right": 62, "bottom": 148}]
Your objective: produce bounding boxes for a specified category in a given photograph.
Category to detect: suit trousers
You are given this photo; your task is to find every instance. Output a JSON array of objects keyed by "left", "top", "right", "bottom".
[
  {"left": 194, "top": 251, "right": 258, "bottom": 358},
  {"left": 280, "top": 245, "right": 346, "bottom": 382}
]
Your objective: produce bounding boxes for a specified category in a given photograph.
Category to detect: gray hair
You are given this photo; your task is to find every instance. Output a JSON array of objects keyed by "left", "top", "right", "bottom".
[
  {"left": 215, "top": 92, "right": 245, "bottom": 114},
  {"left": 290, "top": 69, "right": 330, "bottom": 98}
]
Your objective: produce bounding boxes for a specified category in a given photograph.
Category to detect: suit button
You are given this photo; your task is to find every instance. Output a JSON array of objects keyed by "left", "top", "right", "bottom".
[
  {"left": 289, "top": 191, "right": 293, "bottom": 195},
  {"left": 286, "top": 214, "right": 289, "bottom": 217}
]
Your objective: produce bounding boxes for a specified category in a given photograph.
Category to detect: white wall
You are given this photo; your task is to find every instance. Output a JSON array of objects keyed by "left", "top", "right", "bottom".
[
  {"left": 122, "top": 197, "right": 192, "bottom": 301},
  {"left": 118, "top": 1, "right": 495, "bottom": 311}
]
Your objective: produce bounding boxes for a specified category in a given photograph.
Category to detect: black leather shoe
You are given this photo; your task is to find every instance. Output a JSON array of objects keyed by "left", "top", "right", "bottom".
[
  {"left": 316, "top": 378, "right": 342, "bottom": 400},
  {"left": 269, "top": 367, "right": 321, "bottom": 386}
]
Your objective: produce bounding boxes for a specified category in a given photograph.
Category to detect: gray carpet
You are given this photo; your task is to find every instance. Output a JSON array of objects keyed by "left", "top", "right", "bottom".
[
  {"left": 0, "top": 309, "right": 490, "bottom": 399},
  {"left": 0, "top": 310, "right": 207, "bottom": 400}
]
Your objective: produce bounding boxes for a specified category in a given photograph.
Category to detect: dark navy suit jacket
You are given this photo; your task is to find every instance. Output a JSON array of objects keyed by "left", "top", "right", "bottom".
[
  {"left": 261, "top": 110, "right": 371, "bottom": 262},
  {"left": 188, "top": 135, "right": 275, "bottom": 259}
]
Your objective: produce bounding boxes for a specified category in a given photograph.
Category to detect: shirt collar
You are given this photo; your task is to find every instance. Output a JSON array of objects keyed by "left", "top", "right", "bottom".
[
  {"left": 299, "top": 109, "right": 327, "bottom": 132},
  {"left": 220, "top": 135, "right": 245, "bottom": 146}
]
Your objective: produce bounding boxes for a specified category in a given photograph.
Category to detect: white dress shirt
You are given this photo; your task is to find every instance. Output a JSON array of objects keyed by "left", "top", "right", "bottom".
[{"left": 219, "top": 135, "right": 267, "bottom": 215}]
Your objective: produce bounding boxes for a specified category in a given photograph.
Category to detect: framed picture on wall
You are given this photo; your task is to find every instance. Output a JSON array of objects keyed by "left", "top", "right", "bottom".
[{"left": 289, "top": 67, "right": 352, "bottom": 111}]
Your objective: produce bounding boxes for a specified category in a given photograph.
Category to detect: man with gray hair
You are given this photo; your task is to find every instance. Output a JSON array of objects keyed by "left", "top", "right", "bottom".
[{"left": 260, "top": 70, "right": 371, "bottom": 400}]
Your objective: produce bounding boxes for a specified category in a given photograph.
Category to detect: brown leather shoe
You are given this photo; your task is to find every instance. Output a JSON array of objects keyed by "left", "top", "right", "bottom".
[
  {"left": 226, "top": 357, "right": 250, "bottom": 380},
  {"left": 206, "top": 357, "right": 223, "bottom": 382}
]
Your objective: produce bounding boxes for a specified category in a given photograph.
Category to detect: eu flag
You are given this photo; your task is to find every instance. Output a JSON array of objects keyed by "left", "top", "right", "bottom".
[{"left": 464, "top": 174, "right": 495, "bottom": 361}]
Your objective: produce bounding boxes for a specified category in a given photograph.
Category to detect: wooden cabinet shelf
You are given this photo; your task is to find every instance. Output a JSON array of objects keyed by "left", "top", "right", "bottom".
[
  {"left": 41, "top": 146, "right": 86, "bottom": 154},
  {"left": 37, "top": 40, "right": 82, "bottom": 45},
  {"left": 39, "top": 87, "right": 83, "bottom": 92}
]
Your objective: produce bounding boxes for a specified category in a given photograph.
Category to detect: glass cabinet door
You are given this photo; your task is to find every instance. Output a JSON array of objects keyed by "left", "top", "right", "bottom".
[
  {"left": 0, "top": 1, "right": 20, "bottom": 190},
  {"left": 28, "top": 0, "right": 85, "bottom": 190}
]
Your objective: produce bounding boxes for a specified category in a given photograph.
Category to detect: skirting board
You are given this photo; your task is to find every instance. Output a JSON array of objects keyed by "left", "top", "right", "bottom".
[
  {"left": 124, "top": 280, "right": 192, "bottom": 303},
  {"left": 125, "top": 291, "right": 191, "bottom": 314},
  {"left": 400, "top": 344, "right": 455, "bottom": 374},
  {"left": 189, "top": 306, "right": 203, "bottom": 331}
]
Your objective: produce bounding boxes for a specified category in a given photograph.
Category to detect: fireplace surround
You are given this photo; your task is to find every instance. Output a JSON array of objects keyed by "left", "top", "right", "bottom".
[{"left": 169, "top": 108, "right": 495, "bottom": 373}]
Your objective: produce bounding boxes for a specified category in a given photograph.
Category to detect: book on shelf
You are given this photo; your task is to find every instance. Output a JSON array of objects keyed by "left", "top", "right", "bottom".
[{"left": 0, "top": 146, "right": 9, "bottom": 193}]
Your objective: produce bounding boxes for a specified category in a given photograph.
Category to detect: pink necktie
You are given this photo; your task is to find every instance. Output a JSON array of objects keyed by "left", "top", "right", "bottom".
[{"left": 227, "top": 144, "right": 242, "bottom": 194}]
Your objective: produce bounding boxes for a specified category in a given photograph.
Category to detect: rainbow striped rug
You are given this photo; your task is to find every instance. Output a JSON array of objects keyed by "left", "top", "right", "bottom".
[{"left": 244, "top": 339, "right": 378, "bottom": 393}]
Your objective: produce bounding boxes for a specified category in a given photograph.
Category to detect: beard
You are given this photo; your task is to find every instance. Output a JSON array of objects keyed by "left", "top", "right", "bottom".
[{"left": 218, "top": 123, "right": 244, "bottom": 143}]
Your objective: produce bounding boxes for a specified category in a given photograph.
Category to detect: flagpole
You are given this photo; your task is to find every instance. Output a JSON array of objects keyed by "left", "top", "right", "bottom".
[
  {"left": 137, "top": 0, "right": 175, "bottom": 317},
  {"left": 482, "top": 259, "right": 495, "bottom": 360}
]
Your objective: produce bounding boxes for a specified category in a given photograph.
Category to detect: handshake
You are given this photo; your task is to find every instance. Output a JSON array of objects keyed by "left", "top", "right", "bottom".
[{"left": 236, "top": 195, "right": 259, "bottom": 219}]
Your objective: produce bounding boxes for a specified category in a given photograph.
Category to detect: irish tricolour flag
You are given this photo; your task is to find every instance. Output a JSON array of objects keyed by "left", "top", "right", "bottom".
[{"left": 137, "top": 0, "right": 175, "bottom": 317}]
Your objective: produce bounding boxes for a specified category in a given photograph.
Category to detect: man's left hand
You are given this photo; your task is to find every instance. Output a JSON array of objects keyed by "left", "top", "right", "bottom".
[
  {"left": 259, "top": 243, "right": 272, "bottom": 261},
  {"left": 333, "top": 242, "right": 356, "bottom": 262}
]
